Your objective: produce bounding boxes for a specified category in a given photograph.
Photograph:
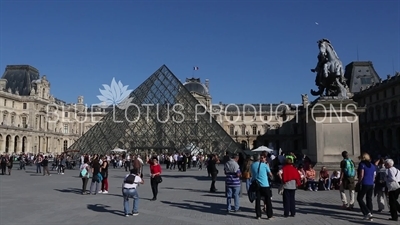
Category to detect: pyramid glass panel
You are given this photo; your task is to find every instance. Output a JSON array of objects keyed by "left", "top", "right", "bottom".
[{"left": 69, "top": 65, "right": 240, "bottom": 155}]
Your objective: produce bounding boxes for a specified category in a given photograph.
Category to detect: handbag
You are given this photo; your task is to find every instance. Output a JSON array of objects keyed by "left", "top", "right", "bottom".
[
  {"left": 242, "top": 171, "right": 250, "bottom": 180},
  {"left": 249, "top": 162, "right": 262, "bottom": 192},
  {"left": 355, "top": 183, "right": 361, "bottom": 192},
  {"left": 387, "top": 169, "right": 400, "bottom": 192},
  {"left": 154, "top": 175, "right": 163, "bottom": 184}
]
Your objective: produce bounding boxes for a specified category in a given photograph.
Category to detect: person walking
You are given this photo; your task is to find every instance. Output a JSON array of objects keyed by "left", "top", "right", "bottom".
[
  {"left": 385, "top": 159, "right": 400, "bottom": 221},
  {"left": 147, "top": 156, "right": 162, "bottom": 201},
  {"left": 281, "top": 157, "right": 301, "bottom": 217},
  {"left": 374, "top": 158, "right": 387, "bottom": 212},
  {"left": 42, "top": 156, "right": 50, "bottom": 176},
  {"left": 356, "top": 153, "right": 375, "bottom": 221},
  {"left": 122, "top": 168, "right": 144, "bottom": 217},
  {"left": 339, "top": 151, "right": 356, "bottom": 209},
  {"left": 224, "top": 153, "right": 241, "bottom": 212}
]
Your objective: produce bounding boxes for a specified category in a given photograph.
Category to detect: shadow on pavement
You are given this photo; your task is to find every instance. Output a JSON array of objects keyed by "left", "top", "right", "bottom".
[
  {"left": 162, "top": 187, "right": 225, "bottom": 194},
  {"left": 87, "top": 204, "right": 125, "bottom": 216},
  {"left": 160, "top": 174, "right": 225, "bottom": 181},
  {"left": 54, "top": 188, "right": 82, "bottom": 194},
  {"left": 161, "top": 199, "right": 255, "bottom": 219}
]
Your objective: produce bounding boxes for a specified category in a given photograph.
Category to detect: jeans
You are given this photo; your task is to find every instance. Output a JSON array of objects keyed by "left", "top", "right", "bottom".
[
  {"left": 150, "top": 177, "right": 159, "bottom": 199},
  {"left": 90, "top": 179, "right": 100, "bottom": 194},
  {"left": 255, "top": 187, "right": 273, "bottom": 218},
  {"left": 245, "top": 179, "right": 251, "bottom": 193},
  {"left": 283, "top": 189, "right": 296, "bottom": 216},
  {"left": 226, "top": 186, "right": 240, "bottom": 211},
  {"left": 122, "top": 188, "right": 139, "bottom": 215},
  {"left": 307, "top": 180, "right": 317, "bottom": 191},
  {"left": 36, "top": 163, "right": 41, "bottom": 173},
  {"left": 376, "top": 190, "right": 386, "bottom": 211},
  {"left": 357, "top": 184, "right": 373, "bottom": 216}
]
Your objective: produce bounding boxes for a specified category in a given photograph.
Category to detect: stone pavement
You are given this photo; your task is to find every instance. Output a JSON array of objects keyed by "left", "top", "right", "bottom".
[{"left": 0, "top": 165, "right": 396, "bottom": 225}]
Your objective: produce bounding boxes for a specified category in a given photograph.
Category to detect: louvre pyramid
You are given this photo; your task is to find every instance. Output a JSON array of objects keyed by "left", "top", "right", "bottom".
[{"left": 69, "top": 65, "right": 240, "bottom": 155}]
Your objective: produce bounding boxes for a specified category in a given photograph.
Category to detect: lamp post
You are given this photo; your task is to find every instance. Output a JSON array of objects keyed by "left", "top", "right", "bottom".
[{"left": 246, "top": 131, "right": 250, "bottom": 150}]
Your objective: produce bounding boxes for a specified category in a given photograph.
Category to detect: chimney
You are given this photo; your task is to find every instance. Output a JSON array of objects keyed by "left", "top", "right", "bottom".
[{"left": 0, "top": 79, "right": 7, "bottom": 91}]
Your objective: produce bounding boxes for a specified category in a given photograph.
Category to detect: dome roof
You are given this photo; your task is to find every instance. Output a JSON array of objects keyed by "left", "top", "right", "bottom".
[{"left": 183, "top": 78, "right": 209, "bottom": 96}]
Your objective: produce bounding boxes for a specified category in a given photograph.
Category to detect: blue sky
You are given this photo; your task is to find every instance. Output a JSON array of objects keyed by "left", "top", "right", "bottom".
[{"left": 1, "top": 0, "right": 399, "bottom": 105}]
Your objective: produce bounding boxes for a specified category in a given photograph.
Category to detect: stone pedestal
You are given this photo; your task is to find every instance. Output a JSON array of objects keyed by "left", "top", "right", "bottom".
[{"left": 304, "top": 98, "right": 365, "bottom": 163}]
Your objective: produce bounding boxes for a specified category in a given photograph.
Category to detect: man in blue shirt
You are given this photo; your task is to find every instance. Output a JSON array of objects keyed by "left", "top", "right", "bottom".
[{"left": 250, "top": 151, "right": 274, "bottom": 219}]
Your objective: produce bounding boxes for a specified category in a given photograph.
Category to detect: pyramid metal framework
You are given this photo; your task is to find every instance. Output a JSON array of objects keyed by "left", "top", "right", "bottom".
[{"left": 69, "top": 65, "right": 240, "bottom": 155}]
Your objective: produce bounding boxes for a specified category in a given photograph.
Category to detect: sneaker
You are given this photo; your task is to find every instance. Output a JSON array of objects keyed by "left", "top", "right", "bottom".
[
  {"left": 102, "top": 190, "right": 108, "bottom": 194},
  {"left": 98, "top": 191, "right": 103, "bottom": 194},
  {"left": 132, "top": 212, "right": 139, "bottom": 216},
  {"left": 125, "top": 214, "right": 129, "bottom": 217},
  {"left": 341, "top": 204, "right": 349, "bottom": 209},
  {"left": 363, "top": 213, "right": 373, "bottom": 221},
  {"left": 308, "top": 188, "right": 312, "bottom": 191},
  {"left": 61, "top": 173, "right": 64, "bottom": 175}
]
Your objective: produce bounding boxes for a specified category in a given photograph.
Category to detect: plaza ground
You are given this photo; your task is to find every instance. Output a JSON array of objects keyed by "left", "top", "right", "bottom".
[{"left": 0, "top": 165, "right": 396, "bottom": 225}]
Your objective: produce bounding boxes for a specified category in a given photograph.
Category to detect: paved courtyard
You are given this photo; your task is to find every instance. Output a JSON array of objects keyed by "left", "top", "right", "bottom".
[{"left": 0, "top": 165, "right": 396, "bottom": 225}]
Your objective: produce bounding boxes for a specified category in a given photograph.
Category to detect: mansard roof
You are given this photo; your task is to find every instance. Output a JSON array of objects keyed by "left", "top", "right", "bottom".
[
  {"left": 344, "top": 61, "right": 381, "bottom": 93},
  {"left": 1, "top": 65, "right": 40, "bottom": 95}
]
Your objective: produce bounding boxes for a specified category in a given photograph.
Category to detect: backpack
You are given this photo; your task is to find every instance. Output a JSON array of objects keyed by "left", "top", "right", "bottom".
[
  {"left": 124, "top": 174, "right": 136, "bottom": 184},
  {"left": 343, "top": 159, "right": 355, "bottom": 177}
]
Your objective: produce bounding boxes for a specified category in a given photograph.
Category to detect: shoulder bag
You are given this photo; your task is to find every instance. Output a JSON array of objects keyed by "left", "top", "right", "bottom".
[{"left": 249, "top": 162, "right": 262, "bottom": 192}]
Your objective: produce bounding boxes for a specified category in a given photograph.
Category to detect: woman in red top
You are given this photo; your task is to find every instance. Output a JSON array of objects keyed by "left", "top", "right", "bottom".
[
  {"left": 147, "top": 156, "right": 162, "bottom": 201},
  {"left": 281, "top": 158, "right": 301, "bottom": 217}
]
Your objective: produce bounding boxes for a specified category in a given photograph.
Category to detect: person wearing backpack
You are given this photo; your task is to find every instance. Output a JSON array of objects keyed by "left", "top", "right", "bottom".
[
  {"left": 339, "top": 151, "right": 356, "bottom": 210},
  {"left": 122, "top": 168, "right": 144, "bottom": 217},
  {"left": 79, "top": 158, "right": 91, "bottom": 195}
]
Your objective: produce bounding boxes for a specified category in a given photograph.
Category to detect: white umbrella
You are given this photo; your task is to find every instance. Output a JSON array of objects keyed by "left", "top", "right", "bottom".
[
  {"left": 252, "top": 146, "right": 274, "bottom": 153},
  {"left": 110, "top": 148, "right": 127, "bottom": 153}
]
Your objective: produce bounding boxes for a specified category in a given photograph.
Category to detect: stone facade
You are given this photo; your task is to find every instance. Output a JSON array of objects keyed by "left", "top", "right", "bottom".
[
  {"left": 0, "top": 65, "right": 106, "bottom": 154},
  {"left": 353, "top": 71, "right": 400, "bottom": 155},
  {"left": 1, "top": 63, "right": 398, "bottom": 156}
]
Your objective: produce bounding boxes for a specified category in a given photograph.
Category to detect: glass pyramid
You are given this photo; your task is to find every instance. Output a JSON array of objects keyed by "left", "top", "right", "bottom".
[{"left": 69, "top": 65, "right": 240, "bottom": 155}]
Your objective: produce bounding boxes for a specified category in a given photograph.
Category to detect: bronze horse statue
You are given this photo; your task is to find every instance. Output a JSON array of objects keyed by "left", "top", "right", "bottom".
[{"left": 310, "top": 39, "right": 348, "bottom": 98}]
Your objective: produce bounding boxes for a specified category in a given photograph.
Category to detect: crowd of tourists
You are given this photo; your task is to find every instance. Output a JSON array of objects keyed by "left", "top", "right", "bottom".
[{"left": 215, "top": 150, "right": 400, "bottom": 221}]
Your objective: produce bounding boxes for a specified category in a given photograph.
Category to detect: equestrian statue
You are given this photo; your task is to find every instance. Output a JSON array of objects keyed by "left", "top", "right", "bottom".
[{"left": 310, "top": 39, "right": 349, "bottom": 99}]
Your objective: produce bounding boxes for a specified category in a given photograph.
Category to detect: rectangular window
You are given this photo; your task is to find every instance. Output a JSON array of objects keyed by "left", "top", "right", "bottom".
[
  {"left": 264, "top": 115, "right": 267, "bottom": 120},
  {"left": 63, "top": 124, "right": 69, "bottom": 134},
  {"left": 65, "top": 112, "right": 68, "bottom": 117},
  {"left": 4, "top": 99, "right": 6, "bottom": 106},
  {"left": 360, "top": 77, "right": 372, "bottom": 85},
  {"left": 241, "top": 126, "right": 245, "bottom": 135},
  {"left": 229, "top": 126, "right": 234, "bottom": 135},
  {"left": 22, "top": 117, "right": 27, "bottom": 128},
  {"left": 252, "top": 126, "right": 257, "bottom": 135},
  {"left": 11, "top": 115, "right": 15, "bottom": 125},
  {"left": 229, "top": 115, "right": 233, "bottom": 121},
  {"left": 12, "top": 101, "right": 15, "bottom": 108},
  {"left": 23, "top": 103, "right": 27, "bottom": 109},
  {"left": 2, "top": 114, "right": 6, "bottom": 124}
]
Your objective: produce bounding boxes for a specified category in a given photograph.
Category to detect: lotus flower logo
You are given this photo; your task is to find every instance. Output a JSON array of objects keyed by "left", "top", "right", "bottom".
[{"left": 97, "top": 78, "right": 133, "bottom": 109}]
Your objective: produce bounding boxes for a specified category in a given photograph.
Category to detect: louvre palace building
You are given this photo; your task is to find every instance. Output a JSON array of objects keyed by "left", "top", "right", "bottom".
[{"left": 0, "top": 63, "right": 399, "bottom": 156}]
